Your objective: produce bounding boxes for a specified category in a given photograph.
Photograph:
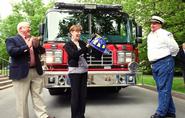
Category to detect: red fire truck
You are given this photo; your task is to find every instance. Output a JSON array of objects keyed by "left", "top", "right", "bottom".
[{"left": 39, "top": 2, "right": 142, "bottom": 95}]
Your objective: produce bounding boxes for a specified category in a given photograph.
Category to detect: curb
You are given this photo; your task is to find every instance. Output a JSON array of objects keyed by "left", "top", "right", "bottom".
[{"left": 137, "top": 84, "right": 185, "bottom": 100}]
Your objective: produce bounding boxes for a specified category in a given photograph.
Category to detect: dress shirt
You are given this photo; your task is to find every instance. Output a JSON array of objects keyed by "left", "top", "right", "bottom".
[
  {"left": 29, "top": 46, "right": 35, "bottom": 67},
  {"left": 147, "top": 28, "right": 179, "bottom": 62},
  {"left": 21, "top": 35, "right": 36, "bottom": 67},
  {"left": 29, "top": 37, "right": 40, "bottom": 67}
]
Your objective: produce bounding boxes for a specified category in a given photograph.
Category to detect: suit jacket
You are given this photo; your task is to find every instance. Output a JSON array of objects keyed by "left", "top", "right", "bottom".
[
  {"left": 5, "top": 34, "right": 45, "bottom": 80},
  {"left": 176, "top": 46, "right": 185, "bottom": 69}
]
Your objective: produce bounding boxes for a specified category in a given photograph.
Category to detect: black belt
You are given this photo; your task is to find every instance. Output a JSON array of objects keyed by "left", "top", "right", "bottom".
[
  {"left": 150, "top": 55, "right": 171, "bottom": 64},
  {"left": 30, "top": 66, "right": 35, "bottom": 68}
]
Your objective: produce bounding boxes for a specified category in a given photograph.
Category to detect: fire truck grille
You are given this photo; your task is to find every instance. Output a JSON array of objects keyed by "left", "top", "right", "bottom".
[{"left": 87, "top": 52, "right": 113, "bottom": 66}]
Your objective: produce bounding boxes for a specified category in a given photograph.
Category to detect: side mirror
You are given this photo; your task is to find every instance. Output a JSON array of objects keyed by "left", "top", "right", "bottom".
[
  {"left": 39, "top": 23, "right": 45, "bottom": 36},
  {"left": 39, "top": 23, "right": 45, "bottom": 44},
  {"left": 136, "top": 25, "right": 142, "bottom": 43}
]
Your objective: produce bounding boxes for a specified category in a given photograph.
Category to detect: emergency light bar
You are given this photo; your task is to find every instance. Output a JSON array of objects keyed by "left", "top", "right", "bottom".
[{"left": 55, "top": 2, "right": 122, "bottom": 11}]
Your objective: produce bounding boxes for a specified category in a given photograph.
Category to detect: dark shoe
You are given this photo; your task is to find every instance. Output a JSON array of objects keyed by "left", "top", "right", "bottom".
[
  {"left": 165, "top": 113, "right": 176, "bottom": 118},
  {"left": 47, "top": 116, "right": 55, "bottom": 118},
  {"left": 151, "top": 113, "right": 165, "bottom": 118}
]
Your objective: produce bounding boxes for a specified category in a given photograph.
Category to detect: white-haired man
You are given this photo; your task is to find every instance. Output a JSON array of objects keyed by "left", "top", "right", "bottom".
[
  {"left": 147, "top": 16, "right": 179, "bottom": 118},
  {"left": 5, "top": 22, "right": 55, "bottom": 118}
]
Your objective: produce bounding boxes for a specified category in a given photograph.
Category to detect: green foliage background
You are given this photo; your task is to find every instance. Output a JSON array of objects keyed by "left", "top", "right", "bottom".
[
  {"left": 0, "top": 0, "right": 185, "bottom": 74},
  {"left": 0, "top": 0, "right": 53, "bottom": 59}
]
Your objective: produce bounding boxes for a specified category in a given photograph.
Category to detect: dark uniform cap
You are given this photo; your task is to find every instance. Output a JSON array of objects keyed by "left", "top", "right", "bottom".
[{"left": 151, "top": 16, "right": 165, "bottom": 24}]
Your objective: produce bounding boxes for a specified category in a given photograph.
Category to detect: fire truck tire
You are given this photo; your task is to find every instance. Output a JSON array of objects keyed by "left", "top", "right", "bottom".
[
  {"left": 48, "top": 88, "right": 71, "bottom": 95},
  {"left": 112, "top": 87, "right": 122, "bottom": 93}
]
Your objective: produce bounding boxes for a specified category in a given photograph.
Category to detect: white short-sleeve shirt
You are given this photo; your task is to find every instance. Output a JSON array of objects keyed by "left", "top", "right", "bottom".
[{"left": 147, "top": 28, "right": 179, "bottom": 62}]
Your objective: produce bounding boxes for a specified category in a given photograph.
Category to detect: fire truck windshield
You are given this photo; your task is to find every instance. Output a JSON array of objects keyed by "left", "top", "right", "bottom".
[{"left": 44, "top": 10, "right": 129, "bottom": 43}]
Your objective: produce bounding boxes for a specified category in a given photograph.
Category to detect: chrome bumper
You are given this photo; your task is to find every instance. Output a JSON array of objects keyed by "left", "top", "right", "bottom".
[{"left": 43, "top": 71, "right": 136, "bottom": 88}]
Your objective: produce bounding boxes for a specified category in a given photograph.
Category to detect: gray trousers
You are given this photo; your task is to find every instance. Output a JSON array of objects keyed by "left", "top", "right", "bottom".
[{"left": 13, "top": 69, "right": 48, "bottom": 118}]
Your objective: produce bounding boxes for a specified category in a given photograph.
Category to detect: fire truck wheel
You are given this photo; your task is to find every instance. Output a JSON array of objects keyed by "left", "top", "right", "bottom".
[
  {"left": 111, "top": 87, "right": 122, "bottom": 93},
  {"left": 48, "top": 88, "right": 71, "bottom": 95}
]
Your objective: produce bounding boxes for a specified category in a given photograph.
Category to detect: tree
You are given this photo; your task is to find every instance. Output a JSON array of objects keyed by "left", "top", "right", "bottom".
[{"left": 0, "top": 0, "right": 54, "bottom": 60}]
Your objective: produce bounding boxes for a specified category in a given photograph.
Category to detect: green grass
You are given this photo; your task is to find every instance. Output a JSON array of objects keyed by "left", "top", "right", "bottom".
[
  {"left": 136, "top": 75, "right": 185, "bottom": 94},
  {"left": 0, "top": 70, "right": 8, "bottom": 73}
]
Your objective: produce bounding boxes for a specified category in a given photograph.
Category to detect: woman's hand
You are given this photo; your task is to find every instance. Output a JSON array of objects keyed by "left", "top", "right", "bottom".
[{"left": 86, "top": 43, "right": 90, "bottom": 48}]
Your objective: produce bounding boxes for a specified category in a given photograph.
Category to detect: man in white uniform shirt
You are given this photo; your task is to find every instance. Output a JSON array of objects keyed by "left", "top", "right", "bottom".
[{"left": 147, "top": 16, "right": 179, "bottom": 118}]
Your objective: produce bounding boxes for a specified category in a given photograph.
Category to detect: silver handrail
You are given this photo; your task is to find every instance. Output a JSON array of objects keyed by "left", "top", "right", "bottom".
[{"left": 0, "top": 57, "right": 9, "bottom": 77}]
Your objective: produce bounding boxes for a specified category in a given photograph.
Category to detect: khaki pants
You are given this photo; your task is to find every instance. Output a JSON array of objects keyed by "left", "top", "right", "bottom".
[{"left": 13, "top": 69, "right": 48, "bottom": 118}]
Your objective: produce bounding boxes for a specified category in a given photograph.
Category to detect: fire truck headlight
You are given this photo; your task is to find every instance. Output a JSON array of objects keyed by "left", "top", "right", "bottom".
[
  {"left": 125, "top": 57, "right": 132, "bottom": 63},
  {"left": 55, "top": 50, "right": 62, "bottom": 57},
  {"left": 128, "top": 62, "right": 138, "bottom": 72},
  {"left": 46, "top": 56, "right": 54, "bottom": 63},
  {"left": 54, "top": 50, "right": 62, "bottom": 63},
  {"left": 46, "top": 51, "right": 54, "bottom": 63},
  {"left": 45, "top": 50, "right": 62, "bottom": 63},
  {"left": 55, "top": 57, "right": 62, "bottom": 63},
  {"left": 125, "top": 52, "right": 132, "bottom": 63},
  {"left": 128, "top": 76, "right": 133, "bottom": 82},
  {"left": 48, "top": 77, "right": 55, "bottom": 84},
  {"left": 119, "top": 77, "right": 126, "bottom": 84},
  {"left": 58, "top": 75, "right": 65, "bottom": 85},
  {"left": 117, "top": 51, "right": 133, "bottom": 64},
  {"left": 117, "top": 51, "right": 124, "bottom": 64},
  {"left": 116, "top": 75, "right": 126, "bottom": 84},
  {"left": 126, "top": 74, "right": 135, "bottom": 84}
]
